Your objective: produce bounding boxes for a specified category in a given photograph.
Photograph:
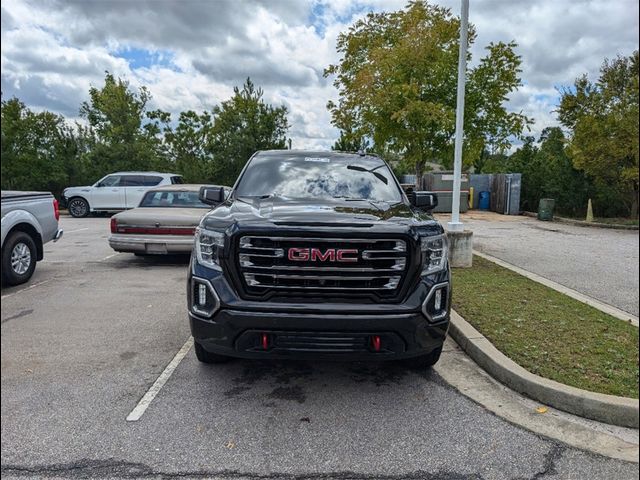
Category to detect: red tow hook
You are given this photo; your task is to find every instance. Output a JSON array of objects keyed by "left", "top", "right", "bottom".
[
  {"left": 261, "top": 333, "right": 269, "bottom": 350},
  {"left": 371, "top": 335, "right": 381, "bottom": 352}
]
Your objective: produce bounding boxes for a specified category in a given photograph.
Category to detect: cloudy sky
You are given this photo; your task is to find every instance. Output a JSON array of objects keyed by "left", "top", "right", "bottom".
[{"left": 1, "top": 0, "right": 638, "bottom": 149}]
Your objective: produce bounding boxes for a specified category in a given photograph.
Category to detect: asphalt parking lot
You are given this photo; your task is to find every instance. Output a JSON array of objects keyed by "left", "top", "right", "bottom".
[{"left": 1, "top": 216, "right": 638, "bottom": 479}]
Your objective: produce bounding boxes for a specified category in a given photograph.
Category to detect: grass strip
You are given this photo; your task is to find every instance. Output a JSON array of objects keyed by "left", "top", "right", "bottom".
[{"left": 452, "top": 255, "right": 639, "bottom": 398}]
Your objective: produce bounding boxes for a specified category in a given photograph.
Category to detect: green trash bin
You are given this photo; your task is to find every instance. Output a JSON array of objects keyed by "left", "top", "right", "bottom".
[{"left": 537, "top": 198, "right": 555, "bottom": 221}]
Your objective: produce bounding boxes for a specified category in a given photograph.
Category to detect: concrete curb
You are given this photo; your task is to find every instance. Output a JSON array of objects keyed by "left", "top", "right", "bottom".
[
  {"left": 522, "top": 211, "right": 639, "bottom": 230},
  {"left": 449, "top": 310, "right": 640, "bottom": 429},
  {"left": 473, "top": 250, "right": 639, "bottom": 326}
]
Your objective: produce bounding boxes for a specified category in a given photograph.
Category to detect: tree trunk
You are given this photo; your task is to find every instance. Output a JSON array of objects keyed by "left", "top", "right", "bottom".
[
  {"left": 631, "top": 184, "right": 639, "bottom": 219},
  {"left": 414, "top": 160, "right": 424, "bottom": 190}
]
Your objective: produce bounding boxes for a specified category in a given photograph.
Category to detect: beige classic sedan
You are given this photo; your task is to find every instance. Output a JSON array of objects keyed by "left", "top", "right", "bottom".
[{"left": 108, "top": 184, "right": 228, "bottom": 255}]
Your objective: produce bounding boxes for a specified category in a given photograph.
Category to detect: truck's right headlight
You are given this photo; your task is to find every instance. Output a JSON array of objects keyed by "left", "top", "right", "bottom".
[
  {"left": 195, "top": 227, "right": 225, "bottom": 270},
  {"left": 420, "top": 234, "right": 448, "bottom": 275}
]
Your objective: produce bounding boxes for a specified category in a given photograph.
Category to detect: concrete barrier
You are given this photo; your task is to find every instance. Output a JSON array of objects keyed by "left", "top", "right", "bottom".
[
  {"left": 449, "top": 311, "right": 639, "bottom": 428},
  {"left": 446, "top": 230, "right": 473, "bottom": 268}
]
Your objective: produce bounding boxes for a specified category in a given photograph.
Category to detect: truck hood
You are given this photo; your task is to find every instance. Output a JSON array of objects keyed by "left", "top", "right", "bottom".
[{"left": 201, "top": 197, "right": 438, "bottom": 230}]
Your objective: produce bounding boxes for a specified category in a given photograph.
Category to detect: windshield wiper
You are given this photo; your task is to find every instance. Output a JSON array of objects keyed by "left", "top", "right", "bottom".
[
  {"left": 332, "top": 196, "right": 384, "bottom": 202},
  {"left": 346, "top": 164, "right": 389, "bottom": 184},
  {"left": 332, "top": 196, "right": 387, "bottom": 211}
]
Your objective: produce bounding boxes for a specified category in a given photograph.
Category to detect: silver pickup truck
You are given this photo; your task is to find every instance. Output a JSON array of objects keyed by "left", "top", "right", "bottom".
[{"left": 1, "top": 191, "right": 63, "bottom": 286}]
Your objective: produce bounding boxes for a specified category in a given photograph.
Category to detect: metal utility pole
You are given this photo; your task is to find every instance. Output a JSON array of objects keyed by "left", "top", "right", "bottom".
[{"left": 448, "top": 0, "right": 469, "bottom": 233}]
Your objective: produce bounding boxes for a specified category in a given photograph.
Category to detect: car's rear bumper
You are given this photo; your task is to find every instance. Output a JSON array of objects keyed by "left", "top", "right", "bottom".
[{"left": 108, "top": 234, "right": 194, "bottom": 254}]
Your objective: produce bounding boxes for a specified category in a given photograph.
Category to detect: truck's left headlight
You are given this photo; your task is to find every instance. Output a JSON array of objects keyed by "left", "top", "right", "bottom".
[
  {"left": 420, "top": 234, "right": 448, "bottom": 275},
  {"left": 195, "top": 227, "right": 225, "bottom": 269}
]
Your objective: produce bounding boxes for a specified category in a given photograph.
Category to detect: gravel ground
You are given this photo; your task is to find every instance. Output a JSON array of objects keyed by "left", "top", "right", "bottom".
[
  {"left": 1, "top": 216, "right": 638, "bottom": 479},
  {"left": 437, "top": 211, "right": 639, "bottom": 316}
]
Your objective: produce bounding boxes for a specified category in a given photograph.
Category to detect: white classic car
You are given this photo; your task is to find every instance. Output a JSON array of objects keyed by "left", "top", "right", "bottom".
[{"left": 108, "top": 184, "right": 229, "bottom": 255}]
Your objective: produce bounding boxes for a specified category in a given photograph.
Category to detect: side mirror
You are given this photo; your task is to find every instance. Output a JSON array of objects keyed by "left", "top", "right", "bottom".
[
  {"left": 409, "top": 191, "right": 438, "bottom": 211},
  {"left": 199, "top": 186, "right": 225, "bottom": 205}
]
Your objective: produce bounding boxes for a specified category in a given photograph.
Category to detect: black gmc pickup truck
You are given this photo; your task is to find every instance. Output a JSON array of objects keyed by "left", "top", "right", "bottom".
[{"left": 188, "top": 150, "right": 450, "bottom": 368}]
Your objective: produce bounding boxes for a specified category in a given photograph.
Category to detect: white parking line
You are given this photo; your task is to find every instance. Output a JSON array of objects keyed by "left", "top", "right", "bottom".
[
  {"left": 1, "top": 279, "right": 52, "bottom": 300},
  {"left": 100, "top": 253, "right": 120, "bottom": 261},
  {"left": 65, "top": 227, "right": 89, "bottom": 234},
  {"left": 126, "top": 337, "right": 194, "bottom": 422}
]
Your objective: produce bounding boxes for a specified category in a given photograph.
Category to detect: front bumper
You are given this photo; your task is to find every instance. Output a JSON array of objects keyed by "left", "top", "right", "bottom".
[
  {"left": 109, "top": 234, "right": 194, "bottom": 254},
  {"left": 188, "top": 261, "right": 450, "bottom": 361},
  {"left": 189, "top": 309, "right": 448, "bottom": 361}
]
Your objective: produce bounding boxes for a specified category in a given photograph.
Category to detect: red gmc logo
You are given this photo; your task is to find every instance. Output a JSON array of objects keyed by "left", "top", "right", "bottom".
[{"left": 288, "top": 247, "right": 358, "bottom": 262}]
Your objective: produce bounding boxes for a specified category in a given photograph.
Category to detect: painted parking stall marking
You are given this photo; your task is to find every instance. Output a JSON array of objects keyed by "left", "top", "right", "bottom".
[
  {"left": 126, "top": 337, "right": 193, "bottom": 422},
  {"left": 1, "top": 279, "right": 52, "bottom": 300}
]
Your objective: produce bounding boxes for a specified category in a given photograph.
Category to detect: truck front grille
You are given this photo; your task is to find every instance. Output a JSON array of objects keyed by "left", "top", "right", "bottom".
[{"left": 236, "top": 235, "right": 409, "bottom": 299}]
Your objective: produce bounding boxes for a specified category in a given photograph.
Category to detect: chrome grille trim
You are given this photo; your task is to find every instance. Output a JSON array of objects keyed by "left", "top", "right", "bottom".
[
  {"left": 244, "top": 273, "right": 401, "bottom": 290},
  {"left": 239, "top": 262, "right": 406, "bottom": 272},
  {"left": 242, "top": 236, "right": 403, "bottom": 243},
  {"left": 238, "top": 235, "right": 409, "bottom": 294}
]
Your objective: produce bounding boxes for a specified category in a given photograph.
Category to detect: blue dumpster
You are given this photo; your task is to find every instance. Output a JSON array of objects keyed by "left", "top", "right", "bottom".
[{"left": 479, "top": 191, "right": 490, "bottom": 210}]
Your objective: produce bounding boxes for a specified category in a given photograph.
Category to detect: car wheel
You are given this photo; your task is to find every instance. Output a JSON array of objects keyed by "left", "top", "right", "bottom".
[
  {"left": 68, "top": 197, "right": 90, "bottom": 218},
  {"left": 194, "top": 340, "right": 231, "bottom": 364},
  {"left": 1, "top": 231, "right": 37, "bottom": 286},
  {"left": 401, "top": 346, "right": 442, "bottom": 369}
]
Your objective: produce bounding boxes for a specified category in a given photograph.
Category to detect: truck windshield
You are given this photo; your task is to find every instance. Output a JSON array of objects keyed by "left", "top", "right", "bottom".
[{"left": 235, "top": 155, "right": 403, "bottom": 203}]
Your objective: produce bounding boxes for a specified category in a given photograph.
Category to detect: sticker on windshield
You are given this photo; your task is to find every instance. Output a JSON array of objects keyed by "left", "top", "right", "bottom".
[{"left": 304, "top": 157, "right": 330, "bottom": 163}]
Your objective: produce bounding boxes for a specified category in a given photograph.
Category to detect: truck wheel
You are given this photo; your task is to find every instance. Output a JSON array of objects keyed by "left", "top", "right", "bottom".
[
  {"left": 68, "top": 197, "right": 90, "bottom": 218},
  {"left": 2, "top": 231, "right": 37, "bottom": 286},
  {"left": 194, "top": 340, "right": 231, "bottom": 364},
  {"left": 402, "top": 346, "right": 442, "bottom": 370}
]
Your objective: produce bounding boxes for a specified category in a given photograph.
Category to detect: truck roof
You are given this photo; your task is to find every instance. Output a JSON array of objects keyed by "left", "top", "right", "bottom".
[{"left": 255, "top": 150, "right": 380, "bottom": 161}]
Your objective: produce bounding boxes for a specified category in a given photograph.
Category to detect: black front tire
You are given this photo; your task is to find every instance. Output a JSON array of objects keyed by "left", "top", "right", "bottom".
[
  {"left": 1, "top": 231, "right": 37, "bottom": 286},
  {"left": 401, "top": 347, "right": 442, "bottom": 369},
  {"left": 194, "top": 341, "right": 231, "bottom": 364},
  {"left": 68, "top": 197, "right": 90, "bottom": 218}
]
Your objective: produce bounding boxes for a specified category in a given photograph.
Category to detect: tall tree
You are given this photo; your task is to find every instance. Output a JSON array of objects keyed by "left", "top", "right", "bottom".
[
  {"left": 165, "top": 110, "right": 214, "bottom": 183},
  {"left": 1, "top": 97, "right": 82, "bottom": 197},
  {"left": 207, "top": 78, "right": 289, "bottom": 186},
  {"left": 331, "top": 129, "right": 370, "bottom": 152},
  {"left": 324, "top": 1, "right": 531, "bottom": 178},
  {"left": 558, "top": 51, "right": 639, "bottom": 217},
  {"left": 79, "top": 72, "right": 171, "bottom": 177}
]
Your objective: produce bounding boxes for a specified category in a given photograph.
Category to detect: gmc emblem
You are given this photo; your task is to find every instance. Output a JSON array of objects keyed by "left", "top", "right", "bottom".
[{"left": 288, "top": 247, "right": 358, "bottom": 262}]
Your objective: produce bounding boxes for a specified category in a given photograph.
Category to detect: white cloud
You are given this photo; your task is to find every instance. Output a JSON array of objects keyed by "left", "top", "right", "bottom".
[{"left": 1, "top": 0, "right": 638, "bottom": 150}]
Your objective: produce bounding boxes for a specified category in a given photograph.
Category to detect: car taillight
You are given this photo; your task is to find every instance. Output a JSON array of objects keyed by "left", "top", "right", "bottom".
[
  {"left": 53, "top": 199, "right": 60, "bottom": 221},
  {"left": 110, "top": 218, "right": 117, "bottom": 233}
]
